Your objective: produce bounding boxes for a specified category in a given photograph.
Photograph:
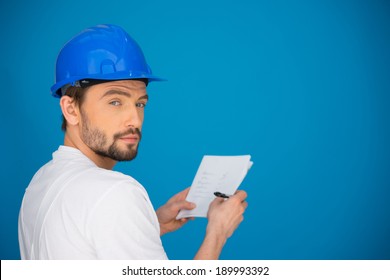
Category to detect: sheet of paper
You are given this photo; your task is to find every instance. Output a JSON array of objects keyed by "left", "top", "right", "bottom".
[{"left": 176, "top": 155, "right": 253, "bottom": 219}]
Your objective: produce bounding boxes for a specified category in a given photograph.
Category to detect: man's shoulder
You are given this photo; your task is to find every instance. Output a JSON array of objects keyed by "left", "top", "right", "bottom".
[
  {"left": 59, "top": 167, "right": 148, "bottom": 214},
  {"left": 80, "top": 166, "right": 134, "bottom": 182},
  {"left": 69, "top": 166, "right": 142, "bottom": 193},
  {"left": 31, "top": 146, "right": 147, "bottom": 204}
]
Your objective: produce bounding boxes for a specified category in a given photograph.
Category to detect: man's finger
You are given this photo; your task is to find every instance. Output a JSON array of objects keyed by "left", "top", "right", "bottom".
[
  {"left": 169, "top": 187, "right": 191, "bottom": 202},
  {"left": 173, "top": 200, "right": 196, "bottom": 211},
  {"left": 233, "top": 190, "right": 247, "bottom": 201}
]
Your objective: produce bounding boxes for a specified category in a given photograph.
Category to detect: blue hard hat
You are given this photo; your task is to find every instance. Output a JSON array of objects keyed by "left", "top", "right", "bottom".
[{"left": 51, "top": 24, "right": 164, "bottom": 98}]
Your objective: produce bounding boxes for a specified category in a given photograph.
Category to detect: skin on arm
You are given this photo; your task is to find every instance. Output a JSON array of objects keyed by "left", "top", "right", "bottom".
[
  {"left": 156, "top": 188, "right": 248, "bottom": 260},
  {"left": 194, "top": 190, "right": 248, "bottom": 260}
]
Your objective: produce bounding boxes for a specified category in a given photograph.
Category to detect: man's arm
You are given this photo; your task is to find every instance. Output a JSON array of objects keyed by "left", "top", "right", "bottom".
[
  {"left": 156, "top": 189, "right": 248, "bottom": 259},
  {"left": 194, "top": 190, "right": 248, "bottom": 259}
]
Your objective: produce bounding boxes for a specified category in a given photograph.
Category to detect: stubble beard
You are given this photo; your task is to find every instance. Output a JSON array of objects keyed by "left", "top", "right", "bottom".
[{"left": 80, "top": 110, "right": 141, "bottom": 162}]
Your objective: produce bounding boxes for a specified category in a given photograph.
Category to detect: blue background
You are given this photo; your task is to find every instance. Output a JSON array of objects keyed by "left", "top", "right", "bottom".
[{"left": 0, "top": 0, "right": 389, "bottom": 260}]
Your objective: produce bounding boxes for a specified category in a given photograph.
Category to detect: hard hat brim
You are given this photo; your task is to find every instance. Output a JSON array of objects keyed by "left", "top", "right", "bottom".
[{"left": 51, "top": 73, "right": 166, "bottom": 98}]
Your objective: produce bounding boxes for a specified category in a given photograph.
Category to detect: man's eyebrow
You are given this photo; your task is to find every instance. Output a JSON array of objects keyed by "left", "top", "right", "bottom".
[
  {"left": 139, "top": 94, "right": 149, "bottom": 101},
  {"left": 100, "top": 90, "right": 132, "bottom": 99},
  {"left": 100, "top": 90, "right": 148, "bottom": 101}
]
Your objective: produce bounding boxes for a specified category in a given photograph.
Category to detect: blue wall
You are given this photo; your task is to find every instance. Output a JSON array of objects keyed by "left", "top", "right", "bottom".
[{"left": 0, "top": 0, "right": 389, "bottom": 259}]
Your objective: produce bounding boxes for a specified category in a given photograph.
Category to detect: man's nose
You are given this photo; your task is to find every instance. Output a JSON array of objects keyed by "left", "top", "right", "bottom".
[{"left": 125, "top": 106, "right": 143, "bottom": 129}]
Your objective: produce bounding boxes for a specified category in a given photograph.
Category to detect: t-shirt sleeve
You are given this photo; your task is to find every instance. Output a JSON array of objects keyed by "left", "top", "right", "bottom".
[{"left": 87, "top": 181, "right": 168, "bottom": 260}]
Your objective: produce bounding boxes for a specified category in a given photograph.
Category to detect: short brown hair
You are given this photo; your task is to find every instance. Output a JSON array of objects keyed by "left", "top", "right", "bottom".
[{"left": 61, "top": 86, "right": 87, "bottom": 131}]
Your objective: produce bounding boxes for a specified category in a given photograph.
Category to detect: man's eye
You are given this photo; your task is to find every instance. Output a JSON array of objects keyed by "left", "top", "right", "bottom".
[
  {"left": 136, "top": 103, "right": 147, "bottom": 108},
  {"left": 109, "top": 100, "right": 121, "bottom": 106}
]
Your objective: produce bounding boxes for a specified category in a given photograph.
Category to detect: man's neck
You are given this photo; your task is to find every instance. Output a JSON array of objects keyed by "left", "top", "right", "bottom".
[{"left": 63, "top": 133, "right": 117, "bottom": 170}]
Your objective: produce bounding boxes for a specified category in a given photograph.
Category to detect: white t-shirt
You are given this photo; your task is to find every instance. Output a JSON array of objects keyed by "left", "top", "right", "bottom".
[{"left": 18, "top": 146, "right": 168, "bottom": 260}]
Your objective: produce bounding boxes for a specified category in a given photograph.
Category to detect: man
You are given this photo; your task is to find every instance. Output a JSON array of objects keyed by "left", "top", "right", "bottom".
[{"left": 18, "top": 24, "right": 248, "bottom": 259}]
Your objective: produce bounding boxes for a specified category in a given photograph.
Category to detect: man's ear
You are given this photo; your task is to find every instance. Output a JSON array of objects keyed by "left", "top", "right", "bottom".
[{"left": 60, "top": 96, "right": 80, "bottom": 126}]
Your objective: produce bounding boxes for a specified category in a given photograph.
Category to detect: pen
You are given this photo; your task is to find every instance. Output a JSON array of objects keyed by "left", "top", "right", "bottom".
[{"left": 214, "top": 192, "right": 230, "bottom": 199}]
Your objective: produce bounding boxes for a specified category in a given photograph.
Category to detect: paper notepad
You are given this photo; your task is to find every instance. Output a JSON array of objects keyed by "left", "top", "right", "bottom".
[{"left": 176, "top": 155, "right": 253, "bottom": 219}]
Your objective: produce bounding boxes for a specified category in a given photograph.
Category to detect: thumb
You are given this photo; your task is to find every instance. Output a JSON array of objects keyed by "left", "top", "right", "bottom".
[{"left": 173, "top": 200, "right": 196, "bottom": 212}]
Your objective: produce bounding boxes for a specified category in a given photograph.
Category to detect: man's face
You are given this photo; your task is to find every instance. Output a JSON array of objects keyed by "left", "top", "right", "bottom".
[{"left": 78, "top": 80, "right": 148, "bottom": 162}]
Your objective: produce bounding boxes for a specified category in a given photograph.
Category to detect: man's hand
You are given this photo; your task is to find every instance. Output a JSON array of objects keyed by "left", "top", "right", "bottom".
[
  {"left": 194, "top": 190, "right": 248, "bottom": 260},
  {"left": 207, "top": 190, "right": 248, "bottom": 240},
  {"left": 156, "top": 188, "right": 196, "bottom": 236}
]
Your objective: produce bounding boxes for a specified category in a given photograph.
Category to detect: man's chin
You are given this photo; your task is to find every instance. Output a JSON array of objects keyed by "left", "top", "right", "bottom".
[
  {"left": 119, "top": 151, "right": 138, "bottom": 162},
  {"left": 113, "top": 147, "right": 138, "bottom": 162},
  {"left": 95, "top": 144, "right": 139, "bottom": 162}
]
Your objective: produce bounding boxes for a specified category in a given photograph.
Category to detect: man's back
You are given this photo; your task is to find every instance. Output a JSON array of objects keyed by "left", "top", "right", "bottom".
[{"left": 18, "top": 146, "right": 167, "bottom": 259}]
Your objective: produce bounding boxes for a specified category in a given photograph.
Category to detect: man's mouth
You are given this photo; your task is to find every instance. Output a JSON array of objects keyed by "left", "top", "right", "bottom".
[
  {"left": 114, "top": 127, "right": 142, "bottom": 145},
  {"left": 118, "top": 135, "right": 139, "bottom": 144}
]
